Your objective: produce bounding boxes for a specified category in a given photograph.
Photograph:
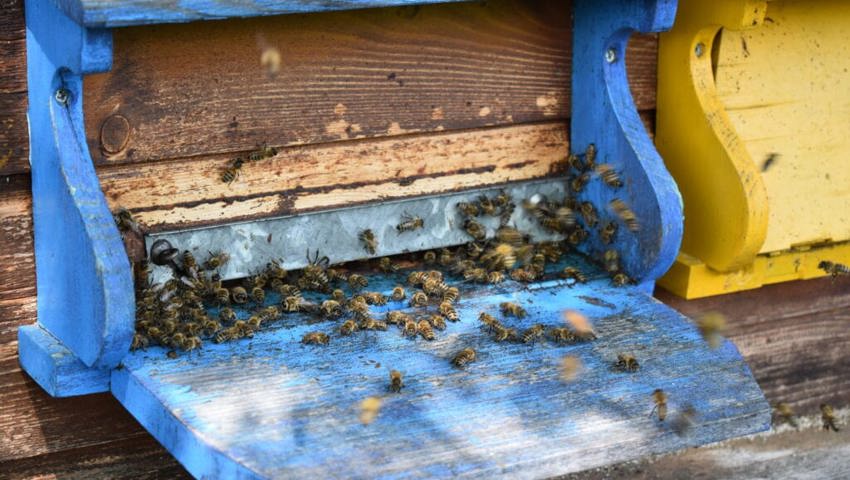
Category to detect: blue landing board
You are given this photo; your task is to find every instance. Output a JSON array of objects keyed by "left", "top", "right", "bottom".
[{"left": 112, "top": 276, "right": 769, "bottom": 479}]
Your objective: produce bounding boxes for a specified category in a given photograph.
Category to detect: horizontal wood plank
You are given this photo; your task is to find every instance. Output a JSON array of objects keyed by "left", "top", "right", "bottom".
[
  {"left": 0, "top": 94, "right": 29, "bottom": 175},
  {"left": 0, "top": 37, "right": 26, "bottom": 94},
  {"left": 0, "top": 0, "right": 25, "bottom": 41},
  {"left": 0, "top": 177, "right": 35, "bottom": 345},
  {"left": 97, "top": 122, "right": 570, "bottom": 231},
  {"left": 83, "top": 0, "right": 658, "bottom": 166}
]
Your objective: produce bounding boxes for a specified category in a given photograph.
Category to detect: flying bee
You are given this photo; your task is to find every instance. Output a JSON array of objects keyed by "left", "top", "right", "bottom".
[
  {"left": 428, "top": 314, "right": 447, "bottom": 331},
  {"left": 495, "top": 227, "right": 524, "bottom": 247},
  {"left": 113, "top": 207, "right": 143, "bottom": 236},
  {"left": 650, "top": 389, "right": 668, "bottom": 421},
  {"left": 340, "top": 319, "right": 358, "bottom": 336},
  {"left": 359, "top": 229, "right": 378, "bottom": 255},
  {"left": 477, "top": 195, "right": 497, "bottom": 216},
  {"left": 452, "top": 347, "right": 476, "bottom": 367},
  {"left": 773, "top": 403, "right": 798, "bottom": 429},
  {"left": 560, "top": 356, "right": 582, "bottom": 382},
  {"left": 500, "top": 302, "right": 527, "bottom": 319},
  {"left": 480, "top": 243, "right": 517, "bottom": 271},
  {"left": 521, "top": 324, "right": 546, "bottom": 343},
  {"left": 563, "top": 310, "right": 596, "bottom": 340},
  {"left": 396, "top": 214, "right": 425, "bottom": 233},
  {"left": 407, "top": 271, "right": 428, "bottom": 286},
  {"left": 696, "top": 311, "right": 727, "bottom": 349},
  {"left": 378, "top": 257, "right": 398, "bottom": 273},
  {"left": 363, "top": 292, "right": 388, "bottom": 306},
  {"left": 464, "top": 268, "right": 488, "bottom": 283},
  {"left": 221, "top": 157, "right": 245, "bottom": 185},
  {"left": 247, "top": 143, "right": 277, "bottom": 162},
  {"left": 442, "top": 287, "right": 459, "bottom": 304},
  {"left": 549, "top": 327, "right": 576, "bottom": 344},
  {"left": 321, "top": 300, "right": 343, "bottom": 318},
  {"left": 821, "top": 404, "right": 840, "bottom": 432},
  {"left": 610, "top": 199, "right": 640, "bottom": 232},
  {"left": 464, "top": 219, "right": 487, "bottom": 241},
  {"left": 402, "top": 319, "right": 418, "bottom": 337},
  {"left": 571, "top": 172, "right": 591, "bottom": 193},
  {"left": 761, "top": 152, "right": 779, "bottom": 172},
  {"left": 509, "top": 268, "right": 537, "bottom": 283},
  {"left": 283, "top": 295, "right": 302, "bottom": 312},
  {"left": 250, "top": 286, "right": 265, "bottom": 304},
  {"left": 672, "top": 405, "right": 697, "bottom": 437},
  {"left": 204, "top": 251, "right": 230, "bottom": 270},
  {"left": 595, "top": 164, "right": 623, "bottom": 188},
  {"left": 457, "top": 202, "right": 480, "bottom": 217},
  {"left": 600, "top": 221, "right": 618, "bottom": 245},
  {"left": 439, "top": 301, "right": 459, "bottom": 322},
  {"left": 603, "top": 249, "right": 620, "bottom": 273},
  {"left": 423, "top": 251, "right": 437, "bottom": 264},
  {"left": 580, "top": 202, "right": 598, "bottom": 227},
  {"left": 487, "top": 271, "right": 505, "bottom": 284},
  {"left": 479, "top": 312, "right": 499, "bottom": 332},
  {"left": 389, "top": 370, "right": 404, "bottom": 393},
  {"left": 131, "top": 333, "right": 149, "bottom": 350},
  {"left": 615, "top": 353, "right": 639, "bottom": 372},
  {"left": 302, "top": 331, "right": 330, "bottom": 345},
  {"left": 819, "top": 260, "right": 850, "bottom": 278},
  {"left": 409, "top": 291, "right": 428, "bottom": 307},
  {"left": 344, "top": 274, "right": 366, "bottom": 291},
  {"left": 417, "top": 320, "right": 435, "bottom": 340},
  {"left": 611, "top": 273, "right": 632, "bottom": 287},
  {"left": 231, "top": 286, "right": 248, "bottom": 304},
  {"left": 584, "top": 143, "right": 597, "bottom": 170},
  {"left": 386, "top": 310, "right": 409, "bottom": 326},
  {"left": 391, "top": 286, "right": 406, "bottom": 301}
]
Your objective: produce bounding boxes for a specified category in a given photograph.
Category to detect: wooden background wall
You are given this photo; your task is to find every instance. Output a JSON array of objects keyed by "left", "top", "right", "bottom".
[{"left": 1, "top": 1, "right": 848, "bottom": 477}]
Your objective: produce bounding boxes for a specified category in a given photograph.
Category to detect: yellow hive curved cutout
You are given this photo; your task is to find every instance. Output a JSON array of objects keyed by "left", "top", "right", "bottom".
[{"left": 656, "top": 0, "right": 850, "bottom": 298}]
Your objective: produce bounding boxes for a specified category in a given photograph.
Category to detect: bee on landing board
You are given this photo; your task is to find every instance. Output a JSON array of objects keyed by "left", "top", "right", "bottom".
[
  {"left": 773, "top": 402, "right": 798, "bottom": 429},
  {"left": 821, "top": 404, "right": 840, "bottom": 432},
  {"left": 359, "top": 229, "right": 378, "bottom": 255},
  {"left": 452, "top": 347, "right": 476, "bottom": 367},
  {"left": 389, "top": 370, "right": 404, "bottom": 393},
  {"left": 650, "top": 389, "right": 668, "bottom": 421},
  {"left": 615, "top": 353, "right": 639, "bottom": 372},
  {"left": 220, "top": 157, "right": 245, "bottom": 185},
  {"left": 302, "top": 331, "right": 330, "bottom": 345},
  {"left": 396, "top": 214, "right": 424, "bottom": 233},
  {"left": 819, "top": 260, "right": 850, "bottom": 278}
]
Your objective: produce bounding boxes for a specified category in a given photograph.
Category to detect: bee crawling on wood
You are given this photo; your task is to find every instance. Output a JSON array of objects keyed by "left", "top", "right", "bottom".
[
  {"left": 584, "top": 143, "right": 597, "bottom": 170},
  {"left": 417, "top": 319, "right": 435, "bottom": 341},
  {"left": 389, "top": 370, "right": 404, "bottom": 393},
  {"left": 452, "top": 347, "right": 476, "bottom": 367},
  {"left": 339, "top": 319, "right": 358, "bottom": 336},
  {"left": 409, "top": 291, "right": 429, "bottom": 307},
  {"left": 130, "top": 333, "right": 149, "bottom": 350},
  {"left": 113, "top": 207, "right": 143, "bottom": 236},
  {"left": 595, "top": 164, "right": 623, "bottom": 188},
  {"left": 610, "top": 199, "right": 640, "bottom": 232},
  {"left": 302, "top": 331, "right": 330, "bottom": 345},
  {"left": 650, "top": 389, "right": 668, "bottom": 421},
  {"left": 378, "top": 257, "right": 399, "bottom": 273},
  {"left": 283, "top": 295, "right": 303, "bottom": 313},
  {"left": 422, "top": 250, "right": 437, "bottom": 264},
  {"left": 773, "top": 402, "right": 798, "bottom": 429},
  {"left": 439, "top": 301, "right": 459, "bottom": 322},
  {"left": 821, "top": 403, "right": 840, "bottom": 432},
  {"left": 396, "top": 213, "right": 425, "bottom": 233},
  {"left": 615, "top": 353, "right": 639, "bottom": 372},
  {"left": 348, "top": 274, "right": 368, "bottom": 291},
  {"left": 464, "top": 218, "right": 487, "bottom": 241},
  {"left": 499, "top": 302, "right": 527, "bottom": 319},
  {"left": 320, "top": 300, "right": 343, "bottom": 318},
  {"left": 560, "top": 267, "right": 587, "bottom": 285},
  {"left": 603, "top": 249, "right": 620, "bottom": 273},
  {"left": 570, "top": 172, "right": 591, "bottom": 193},
  {"left": 521, "top": 324, "right": 546, "bottom": 343},
  {"left": 247, "top": 143, "right": 278, "bottom": 162},
  {"left": 600, "top": 221, "right": 618, "bottom": 245},
  {"left": 491, "top": 323, "right": 517, "bottom": 342},
  {"left": 457, "top": 201, "right": 480, "bottom": 217},
  {"left": 441, "top": 286, "right": 459, "bottom": 304},
  {"left": 363, "top": 291, "right": 388, "bottom": 306},
  {"left": 479, "top": 312, "right": 500, "bottom": 331},
  {"left": 204, "top": 251, "right": 230, "bottom": 270},
  {"left": 427, "top": 314, "right": 447, "bottom": 331},
  {"left": 359, "top": 316, "right": 387, "bottom": 331},
  {"left": 391, "top": 285, "right": 406, "bottom": 301},
  {"left": 487, "top": 271, "right": 505, "bottom": 284},
  {"left": 819, "top": 260, "right": 850, "bottom": 278},
  {"left": 359, "top": 229, "right": 378, "bottom": 255},
  {"left": 580, "top": 202, "right": 598, "bottom": 228},
  {"left": 386, "top": 310, "right": 410, "bottom": 326},
  {"left": 611, "top": 273, "right": 632, "bottom": 287},
  {"left": 402, "top": 319, "right": 419, "bottom": 338},
  {"left": 549, "top": 327, "right": 576, "bottom": 344},
  {"left": 220, "top": 157, "right": 245, "bottom": 185},
  {"left": 230, "top": 286, "right": 249, "bottom": 304}
]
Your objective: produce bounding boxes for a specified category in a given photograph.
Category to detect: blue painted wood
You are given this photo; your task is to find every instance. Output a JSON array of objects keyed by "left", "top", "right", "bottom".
[
  {"left": 18, "top": 325, "right": 111, "bottom": 397},
  {"left": 112, "top": 261, "right": 770, "bottom": 478},
  {"left": 53, "top": 0, "right": 468, "bottom": 28},
  {"left": 19, "top": 0, "right": 134, "bottom": 381},
  {"left": 571, "top": 0, "right": 683, "bottom": 286}
]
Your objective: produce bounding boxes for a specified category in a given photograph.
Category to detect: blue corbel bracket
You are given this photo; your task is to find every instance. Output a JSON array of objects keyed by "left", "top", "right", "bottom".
[
  {"left": 572, "top": 0, "right": 683, "bottom": 291},
  {"left": 19, "top": 0, "right": 133, "bottom": 396}
]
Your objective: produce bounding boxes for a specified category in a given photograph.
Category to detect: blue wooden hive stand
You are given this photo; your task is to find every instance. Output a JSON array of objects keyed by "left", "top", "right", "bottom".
[{"left": 18, "top": 0, "right": 771, "bottom": 478}]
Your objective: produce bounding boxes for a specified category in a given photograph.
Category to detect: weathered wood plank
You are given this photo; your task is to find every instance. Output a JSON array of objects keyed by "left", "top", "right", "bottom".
[
  {"left": 0, "top": 37, "right": 26, "bottom": 94},
  {"left": 0, "top": 0, "right": 25, "bottom": 41},
  {"left": 83, "top": 0, "right": 659, "bottom": 166},
  {"left": 0, "top": 177, "right": 35, "bottom": 345},
  {"left": 0, "top": 95, "right": 29, "bottom": 175},
  {"left": 96, "top": 122, "right": 570, "bottom": 231}
]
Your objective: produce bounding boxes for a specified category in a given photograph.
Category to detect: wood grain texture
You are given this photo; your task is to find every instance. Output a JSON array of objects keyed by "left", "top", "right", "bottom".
[
  {"left": 658, "top": 277, "right": 850, "bottom": 412},
  {"left": 0, "top": 0, "right": 25, "bottom": 40},
  {"left": 97, "top": 122, "right": 570, "bottom": 231},
  {"left": 0, "top": 177, "right": 35, "bottom": 345},
  {"left": 83, "top": 0, "right": 658, "bottom": 167}
]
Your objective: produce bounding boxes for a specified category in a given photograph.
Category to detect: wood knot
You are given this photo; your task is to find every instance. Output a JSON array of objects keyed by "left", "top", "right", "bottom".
[{"left": 100, "top": 114, "right": 131, "bottom": 155}]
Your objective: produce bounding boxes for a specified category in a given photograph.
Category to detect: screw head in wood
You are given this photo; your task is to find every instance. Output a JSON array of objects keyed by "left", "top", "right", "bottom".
[
  {"left": 605, "top": 48, "right": 617, "bottom": 63},
  {"left": 54, "top": 88, "right": 71, "bottom": 106}
]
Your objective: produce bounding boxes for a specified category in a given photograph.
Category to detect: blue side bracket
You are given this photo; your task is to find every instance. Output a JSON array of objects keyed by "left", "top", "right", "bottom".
[
  {"left": 18, "top": 0, "right": 133, "bottom": 396},
  {"left": 571, "top": 0, "right": 683, "bottom": 291}
]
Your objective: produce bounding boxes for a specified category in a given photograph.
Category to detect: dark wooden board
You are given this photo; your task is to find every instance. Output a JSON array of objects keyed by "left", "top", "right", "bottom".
[
  {"left": 0, "top": 0, "right": 25, "bottom": 41},
  {"left": 83, "top": 0, "right": 659, "bottom": 166},
  {"left": 0, "top": 177, "right": 34, "bottom": 345}
]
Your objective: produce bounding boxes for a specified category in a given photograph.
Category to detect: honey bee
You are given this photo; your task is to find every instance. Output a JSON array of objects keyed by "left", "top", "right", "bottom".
[
  {"left": 568, "top": 226, "right": 588, "bottom": 246},
  {"left": 487, "top": 271, "right": 505, "bottom": 284},
  {"left": 500, "top": 302, "right": 527, "bottom": 319},
  {"left": 611, "top": 273, "right": 632, "bottom": 287},
  {"left": 580, "top": 202, "right": 598, "bottom": 227},
  {"left": 509, "top": 268, "right": 537, "bottom": 283},
  {"left": 233, "top": 319, "right": 255, "bottom": 339},
  {"left": 347, "top": 299, "right": 370, "bottom": 319},
  {"left": 464, "top": 219, "right": 487, "bottom": 241},
  {"left": 603, "top": 249, "right": 620, "bottom": 273},
  {"left": 391, "top": 286, "right": 406, "bottom": 301},
  {"left": 247, "top": 315, "right": 263, "bottom": 331},
  {"left": 439, "top": 301, "right": 459, "bottom": 322},
  {"left": 359, "top": 396, "right": 382, "bottom": 425},
  {"left": 610, "top": 199, "right": 640, "bottom": 232},
  {"left": 407, "top": 271, "right": 428, "bottom": 286},
  {"left": 283, "top": 295, "right": 302, "bottom": 312},
  {"left": 300, "top": 250, "right": 331, "bottom": 292},
  {"left": 428, "top": 314, "right": 447, "bottom": 331},
  {"left": 250, "top": 286, "right": 265, "bottom": 304},
  {"left": 214, "top": 327, "right": 237, "bottom": 343},
  {"left": 672, "top": 405, "right": 697, "bottom": 437},
  {"left": 571, "top": 172, "right": 590, "bottom": 193},
  {"left": 773, "top": 402, "right": 798, "bottom": 428},
  {"left": 389, "top": 370, "right": 404, "bottom": 393},
  {"left": 819, "top": 260, "right": 850, "bottom": 278},
  {"left": 202, "top": 318, "right": 222, "bottom": 336},
  {"left": 477, "top": 195, "right": 497, "bottom": 216},
  {"left": 565, "top": 153, "right": 582, "bottom": 171},
  {"left": 113, "top": 207, "right": 143, "bottom": 236},
  {"left": 696, "top": 311, "right": 727, "bottom": 349},
  {"left": 423, "top": 251, "right": 437, "bottom": 264},
  {"left": 452, "top": 347, "right": 476, "bottom": 367},
  {"left": 530, "top": 253, "right": 546, "bottom": 276},
  {"left": 302, "top": 331, "right": 330, "bottom": 345},
  {"left": 615, "top": 353, "right": 639, "bottom": 372},
  {"left": 584, "top": 143, "right": 597, "bottom": 170},
  {"left": 494, "top": 191, "right": 511, "bottom": 209},
  {"left": 437, "top": 249, "right": 455, "bottom": 267},
  {"left": 479, "top": 312, "right": 499, "bottom": 331},
  {"left": 650, "top": 389, "right": 668, "bottom": 421},
  {"left": 422, "top": 277, "right": 449, "bottom": 296},
  {"left": 457, "top": 202, "right": 480, "bottom": 217},
  {"left": 441, "top": 287, "right": 459, "bottom": 304},
  {"left": 386, "top": 311, "right": 409, "bottom": 326},
  {"left": 464, "top": 268, "right": 488, "bottom": 283},
  {"left": 340, "top": 319, "right": 358, "bottom": 336},
  {"left": 821, "top": 404, "right": 840, "bottom": 432},
  {"left": 495, "top": 227, "right": 524, "bottom": 247},
  {"left": 481, "top": 243, "right": 517, "bottom": 271},
  {"left": 363, "top": 292, "right": 388, "bottom": 306},
  {"left": 521, "top": 324, "right": 545, "bottom": 343},
  {"left": 377, "top": 257, "right": 398, "bottom": 273},
  {"left": 549, "top": 327, "right": 576, "bottom": 344},
  {"left": 276, "top": 283, "right": 301, "bottom": 298},
  {"left": 221, "top": 157, "right": 245, "bottom": 185},
  {"left": 181, "top": 335, "right": 203, "bottom": 352},
  {"left": 321, "top": 300, "right": 343, "bottom": 318},
  {"left": 417, "top": 320, "right": 435, "bottom": 340},
  {"left": 491, "top": 323, "right": 517, "bottom": 342},
  {"left": 397, "top": 214, "right": 425, "bottom": 233},
  {"left": 204, "top": 251, "right": 230, "bottom": 270},
  {"left": 595, "top": 164, "right": 623, "bottom": 188},
  {"left": 466, "top": 241, "right": 484, "bottom": 259},
  {"left": 359, "top": 229, "right": 378, "bottom": 255},
  {"left": 560, "top": 356, "right": 582, "bottom": 382},
  {"left": 259, "top": 305, "right": 281, "bottom": 321},
  {"left": 231, "top": 286, "right": 248, "bottom": 304},
  {"left": 212, "top": 286, "right": 230, "bottom": 306},
  {"left": 247, "top": 143, "right": 277, "bottom": 162},
  {"left": 348, "top": 274, "right": 368, "bottom": 291},
  {"left": 600, "top": 221, "right": 618, "bottom": 244},
  {"left": 563, "top": 310, "right": 596, "bottom": 340},
  {"left": 402, "top": 319, "right": 418, "bottom": 337},
  {"left": 130, "top": 333, "right": 149, "bottom": 350},
  {"left": 560, "top": 267, "right": 587, "bottom": 284},
  {"left": 409, "top": 291, "right": 428, "bottom": 307}
]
